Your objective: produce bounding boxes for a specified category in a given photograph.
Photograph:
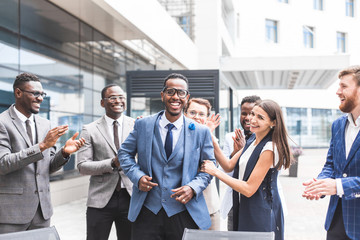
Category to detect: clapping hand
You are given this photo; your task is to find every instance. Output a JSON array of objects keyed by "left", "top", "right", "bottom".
[
  {"left": 233, "top": 128, "right": 245, "bottom": 152},
  {"left": 63, "top": 132, "right": 85, "bottom": 156}
]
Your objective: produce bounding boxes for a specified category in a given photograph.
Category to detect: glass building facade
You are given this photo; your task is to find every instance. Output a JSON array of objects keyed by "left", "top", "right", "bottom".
[
  {"left": 284, "top": 107, "right": 343, "bottom": 148},
  {"left": 0, "top": 0, "right": 153, "bottom": 177}
]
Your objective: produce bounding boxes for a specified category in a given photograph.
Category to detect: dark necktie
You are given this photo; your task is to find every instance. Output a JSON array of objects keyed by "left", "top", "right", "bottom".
[
  {"left": 113, "top": 121, "right": 121, "bottom": 191},
  {"left": 113, "top": 121, "right": 120, "bottom": 150},
  {"left": 164, "top": 123, "right": 175, "bottom": 159},
  {"left": 25, "top": 119, "right": 33, "bottom": 145}
]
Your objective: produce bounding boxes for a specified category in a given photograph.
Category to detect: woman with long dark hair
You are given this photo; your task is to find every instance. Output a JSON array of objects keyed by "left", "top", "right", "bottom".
[{"left": 201, "top": 99, "right": 291, "bottom": 240}]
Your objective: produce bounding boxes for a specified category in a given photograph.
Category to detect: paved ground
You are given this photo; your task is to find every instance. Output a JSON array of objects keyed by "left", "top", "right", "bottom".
[{"left": 52, "top": 148, "right": 329, "bottom": 240}]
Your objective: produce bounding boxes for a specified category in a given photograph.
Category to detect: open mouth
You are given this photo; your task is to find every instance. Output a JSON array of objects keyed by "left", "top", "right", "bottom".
[
  {"left": 33, "top": 102, "right": 41, "bottom": 109},
  {"left": 169, "top": 102, "right": 181, "bottom": 110},
  {"left": 113, "top": 104, "right": 124, "bottom": 110}
]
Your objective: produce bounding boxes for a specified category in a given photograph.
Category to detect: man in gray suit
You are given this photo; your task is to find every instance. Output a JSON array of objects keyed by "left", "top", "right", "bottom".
[
  {"left": 77, "top": 84, "right": 134, "bottom": 240},
  {"left": 0, "top": 72, "right": 85, "bottom": 234}
]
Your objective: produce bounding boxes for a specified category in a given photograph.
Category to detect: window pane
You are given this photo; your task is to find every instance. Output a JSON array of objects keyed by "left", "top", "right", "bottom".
[
  {"left": 337, "top": 32, "right": 346, "bottom": 53},
  {"left": 314, "top": 0, "right": 323, "bottom": 10},
  {"left": 346, "top": 0, "right": 354, "bottom": 17},
  {"left": 303, "top": 26, "right": 314, "bottom": 48},
  {"left": 265, "top": 19, "right": 278, "bottom": 43}
]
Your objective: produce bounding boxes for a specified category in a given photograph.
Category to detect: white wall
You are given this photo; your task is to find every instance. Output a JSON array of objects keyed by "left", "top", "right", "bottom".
[
  {"left": 234, "top": 0, "right": 360, "bottom": 62},
  {"left": 237, "top": 79, "right": 340, "bottom": 109}
]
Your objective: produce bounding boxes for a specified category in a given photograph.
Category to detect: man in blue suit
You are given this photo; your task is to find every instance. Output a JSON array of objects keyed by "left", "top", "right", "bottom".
[
  {"left": 303, "top": 65, "right": 360, "bottom": 240},
  {"left": 118, "top": 73, "right": 215, "bottom": 240}
]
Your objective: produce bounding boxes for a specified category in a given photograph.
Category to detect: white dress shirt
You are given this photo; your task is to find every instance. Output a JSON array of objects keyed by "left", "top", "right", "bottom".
[
  {"left": 104, "top": 114, "right": 123, "bottom": 144},
  {"left": 14, "top": 106, "right": 35, "bottom": 144},
  {"left": 104, "top": 114, "right": 124, "bottom": 187},
  {"left": 158, "top": 113, "right": 184, "bottom": 151}
]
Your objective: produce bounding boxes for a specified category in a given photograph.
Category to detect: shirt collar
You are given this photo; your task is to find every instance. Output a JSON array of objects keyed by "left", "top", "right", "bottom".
[
  {"left": 159, "top": 112, "right": 184, "bottom": 130},
  {"left": 104, "top": 114, "right": 123, "bottom": 127},
  {"left": 13, "top": 105, "right": 34, "bottom": 123},
  {"left": 347, "top": 113, "right": 360, "bottom": 127}
]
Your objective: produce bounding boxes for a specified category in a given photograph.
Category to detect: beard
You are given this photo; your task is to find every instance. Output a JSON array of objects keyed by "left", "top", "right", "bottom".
[{"left": 339, "top": 92, "right": 357, "bottom": 113}]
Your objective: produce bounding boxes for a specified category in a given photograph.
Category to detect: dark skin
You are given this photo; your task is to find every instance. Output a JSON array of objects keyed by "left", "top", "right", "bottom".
[
  {"left": 14, "top": 81, "right": 85, "bottom": 157},
  {"left": 138, "top": 78, "right": 194, "bottom": 204},
  {"left": 101, "top": 86, "right": 126, "bottom": 168}
]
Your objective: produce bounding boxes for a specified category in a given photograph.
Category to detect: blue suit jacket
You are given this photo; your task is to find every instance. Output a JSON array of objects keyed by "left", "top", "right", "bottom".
[
  {"left": 118, "top": 111, "right": 215, "bottom": 229},
  {"left": 318, "top": 114, "right": 360, "bottom": 240}
]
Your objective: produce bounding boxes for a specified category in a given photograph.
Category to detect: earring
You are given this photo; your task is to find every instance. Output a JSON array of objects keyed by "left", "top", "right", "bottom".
[{"left": 270, "top": 126, "right": 274, "bottom": 129}]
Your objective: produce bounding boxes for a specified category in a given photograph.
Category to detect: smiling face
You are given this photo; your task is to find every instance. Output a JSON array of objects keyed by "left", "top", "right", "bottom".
[
  {"left": 14, "top": 81, "right": 44, "bottom": 118},
  {"left": 184, "top": 101, "right": 208, "bottom": 124},
  {"left": 101, "top": 86, "right": 126, "bottom": 119},
  {"left": 336, "top": 74, "right": 360, "bottom": 114},
  {"left": 240, "top": 102, "right": 256, "bottom": 132},
  {"left": 249, "top": 105, "right": 275, "bottom": 136},
  {"left": 161, "top": 78, "right": 189, "bottom": 122}
]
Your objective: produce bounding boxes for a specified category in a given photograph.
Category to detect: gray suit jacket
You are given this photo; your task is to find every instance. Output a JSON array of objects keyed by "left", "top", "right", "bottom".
[
  {"left": 0, "top": 105, "right": 68, "bottom": 224},
  {"left": 77, "top": 115, "right": 134, "bottom": 208}
]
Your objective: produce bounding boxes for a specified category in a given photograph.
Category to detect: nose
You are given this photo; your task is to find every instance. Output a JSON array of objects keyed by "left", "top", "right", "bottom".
[
  {"left": 336, "top": 87, "right": 342, "bottom": 96},
  {"left": 36, "top": 95, "right": 44, "bottom": 101},
  {"left": 172, "top": 92, "right": 180, "bottom": 99}
]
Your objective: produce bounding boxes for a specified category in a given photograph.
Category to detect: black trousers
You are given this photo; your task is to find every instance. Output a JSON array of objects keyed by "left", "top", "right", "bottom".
[
  {"left": 327, "top": 199, "right": 351, "bottom": 240},
  {"left": 132, "top": 207, "right": 198, "bottom": 240},
  {"left": 87, "top": 189, "right": 131, "bottom": 240}
]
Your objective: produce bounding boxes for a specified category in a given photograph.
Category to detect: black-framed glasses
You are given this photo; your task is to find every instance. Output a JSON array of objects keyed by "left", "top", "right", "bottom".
[
  {"left": 103, "top": 96, "right": 126, "bottom": 103},
  {"left": 19, "top": 89, "right": 47, "bottom": 98},
  {"left": 162, "top": 87, "right": 189, "bottom": 99}
]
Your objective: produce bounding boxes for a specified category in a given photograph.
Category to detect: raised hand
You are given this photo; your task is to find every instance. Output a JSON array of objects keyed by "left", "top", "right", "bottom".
[
  {"left": 233, "top": 128, "right": 245, "bottom": 152},
  {"left": 63, "top": 132, "right": 86, "bottom": 156},
  {"left": 39, "top": 125, "right": 69, "bottom": 152},
  {"left": 206, "top": 113, "right": 221, "bottom": 132}
]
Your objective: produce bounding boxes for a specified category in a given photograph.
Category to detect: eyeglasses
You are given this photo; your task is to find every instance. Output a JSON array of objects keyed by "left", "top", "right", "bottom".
[
  {"left": 19, "top": 89, "right": 47, "bottom": 98},
  {"left": 187, "top": 110, "right": 207, "bottom": 118},
  {"left": 103, "top": 96, "right": 126, "bottom": 103},
  {"left": 162, "top": 87, "right": 189, "bottom": 99}
]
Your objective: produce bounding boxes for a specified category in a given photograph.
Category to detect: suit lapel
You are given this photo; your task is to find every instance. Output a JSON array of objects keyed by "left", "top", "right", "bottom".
[
  {"left": 96, "top": 116, "right": 117, "bottom": 154},
  {"left": 338, "top": 117, "right": 347, "bottom": 170},
  {"left": 34, "top": 115, "right": 45, "bottom": 144},
  {"left": 9, "top": 106, "right": 32, "bottom": 147},
  {"left": 345, "top": 119, "right": 360, "bottom": 169},
  {"left": 145, "top": 112, "right": 162, "bottom": 176},
  {"left": 182, "top": 117, "right": 193, "bottom": 183}
]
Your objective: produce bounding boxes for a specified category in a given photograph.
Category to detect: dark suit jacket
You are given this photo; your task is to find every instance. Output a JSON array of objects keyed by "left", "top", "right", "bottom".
[
  {"left": 318, "top": 115, "right": 360, "bottom": 240},
  {"left": 0, "top": 105, "right": 68, "bottom": 224}
]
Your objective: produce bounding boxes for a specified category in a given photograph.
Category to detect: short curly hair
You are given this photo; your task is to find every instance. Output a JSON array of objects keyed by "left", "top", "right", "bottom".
[{"left": 13, "top": 72, "right": 40, "bottom": 91}]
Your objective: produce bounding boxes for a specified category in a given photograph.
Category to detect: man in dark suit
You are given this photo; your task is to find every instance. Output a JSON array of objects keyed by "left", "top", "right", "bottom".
[
  {"left": 303, "top": 65, "right": 360, "bottom": 240},
  {"left": 119, "top": 73, "right": 215, "bottom": 240},
  {"left": 77, "top": 84, "right": 134, "bottom": 240},
  {"left": 0, "top": 72, "right": 85, "bottom": 234}
]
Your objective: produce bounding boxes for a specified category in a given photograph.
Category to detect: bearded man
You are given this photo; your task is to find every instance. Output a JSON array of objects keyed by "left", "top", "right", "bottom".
[{"left": 303, "top": 65, "right": 360, "bottom": 240}]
